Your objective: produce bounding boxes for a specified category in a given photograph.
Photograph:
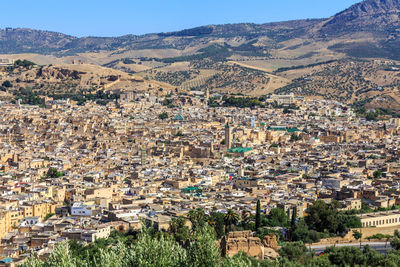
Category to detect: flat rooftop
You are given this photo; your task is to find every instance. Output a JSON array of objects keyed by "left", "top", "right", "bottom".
[{"left": 358, "top": 210, "right": 400, "bottom": 219}]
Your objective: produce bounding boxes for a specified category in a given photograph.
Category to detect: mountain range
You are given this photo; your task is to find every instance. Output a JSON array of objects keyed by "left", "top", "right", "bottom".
[
  {"left": 1, "top": 0, "right": 400, "bottom": 60},
  {"left": 1, "top": 0, "right": 400, "bottom": 111}
]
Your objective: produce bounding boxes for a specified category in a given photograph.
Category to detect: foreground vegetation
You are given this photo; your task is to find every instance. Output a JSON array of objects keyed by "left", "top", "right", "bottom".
[
  {"left": 21, "top": 200, "right": 375, "bottom": 266},
  {"left": 21, "top": 223, "right": 400, "bottom": 267}
]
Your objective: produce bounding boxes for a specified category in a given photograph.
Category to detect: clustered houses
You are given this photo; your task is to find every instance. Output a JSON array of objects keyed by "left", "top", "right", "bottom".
[{"left": 0, "top": 92, "right": 399, "bottom": 262}]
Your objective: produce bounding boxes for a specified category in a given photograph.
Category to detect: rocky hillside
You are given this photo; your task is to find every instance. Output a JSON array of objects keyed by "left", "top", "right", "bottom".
[
  {"left": 319, "top": 0, "right": 400, "bottom": 36},
  {"left": 0, "top": 62, "right": 174, "bottom": 105},
  {"left": 1, "top": 0, "right": 400, "bottom": 61},
  {"left": 0, "top": 20, "right": 321, "bottom": 55},
  {"left": 0, "top": 28, "right": 76, "bottom": 53}
]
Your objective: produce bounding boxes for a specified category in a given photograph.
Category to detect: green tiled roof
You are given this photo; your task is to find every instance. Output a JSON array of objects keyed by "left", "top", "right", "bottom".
[
  {"left": 287, "top": 128, "right": 300, "bottom": 133},
  {"left": 182, "top": 187, "right": 202, "bottom": 193},
  {"left": 227, "top": 147, "right": 253, "bottom": 153},
  {"left": 173, "top": 114, "right": 184, "bottom": 120},
  {"left": 268, "top": 126, "right": 300, "bottom": 133}
]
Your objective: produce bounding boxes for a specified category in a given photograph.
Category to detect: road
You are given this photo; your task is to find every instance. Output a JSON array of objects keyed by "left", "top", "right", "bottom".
[{"left": 310, "top": 242, "right": 392, "bottom": 254}]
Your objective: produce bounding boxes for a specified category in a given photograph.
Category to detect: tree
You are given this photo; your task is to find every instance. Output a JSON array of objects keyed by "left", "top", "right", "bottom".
[
  {"left": 224, "top": 209, "right": 239, "bottom": 234},
  {"left": 288, "top": 208, "right": 297, "bottom": 241},
  {"left": 186, "top": 225, "right": 222, "bottom": 267},
  {"left": 255, "top": 199, "right": 261, "bottom": 232},
  {"left": 240, "top": 210, "right": 251, "bottom": 230},
  {"left": 278, "top": 242, "right": 308, "bottom": 262},
  {"left": 394, "top": 229, "right": 400, "bottom": 238},
  {"left": 2, "top": 80, "right": 12, "bottom": 88},
  {"left": 384, "top": 234, "right": 392, "bottom": 248},
  {"left": 366, "top": 112, "right": 378, "bottom": 121},
  {"left": 353, "top": 230, "right": 362, "bottom": 248},
  {"left": 373, "top": 170, "right": 382, "bottom": 179},
  {"left": 391, "top": 237, "right": 400, "bottom": 250},
  {"left": 338, "top": 213, "right": 362, "bottom": 232},
  {"left": 209, "top": 210, "right": 225, "bottom": 238},
  {"left": 127, "top": 227, "right": 187, "bottom": 267},
  {"left": 46, "top": 167, "right": 63, "bottom": 178},
  {"left": 325, "top": 246, "right": 366, "bottom": 266},
  {"left": 290, "top": 134, "right": 300, "bottom": 142},
  {"left": 305, "top": 200, "right": 337, "bottom": 233},
  {"left": 187, "top": 208, "right": 206, "bottom": 231},
  {"left": 14, "top": 59, "right": 35, "bottom": 68},
  {"left": 305, "top": 200, "right": 360, "bottom": 235},
  {"left": 267, "top": 208, "right": 289, "bottom": 227},
  {"left": 158, "top": 112, "right": 168, "bottom": 120},
  {"left": 23, "top": 241, "right": 87, "bottom": 266},
  {"left": 290, "top": 220, "right": 308, "bottom": 242},
  {"left": 169, "top": 216, "right": 189, "bottom": 244}
]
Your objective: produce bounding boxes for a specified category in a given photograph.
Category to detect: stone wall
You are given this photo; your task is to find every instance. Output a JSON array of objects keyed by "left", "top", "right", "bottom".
[{"left": 220, "top": 231, "right": 279, "bottom": 260}]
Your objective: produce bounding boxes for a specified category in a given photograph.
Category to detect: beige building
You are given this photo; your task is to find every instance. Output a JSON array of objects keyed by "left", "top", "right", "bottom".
[
  {"left": 233, "top": 177, "right": 260, "bottom": 189},
  {"left": 270, "top": 94, "right": 295, "bottom": 105},
  {"left": 359, "top": 210, "right": 400, "bottom": 228},
  {"left": 81, "top": 226, "right": 112, "bottom": 242}
]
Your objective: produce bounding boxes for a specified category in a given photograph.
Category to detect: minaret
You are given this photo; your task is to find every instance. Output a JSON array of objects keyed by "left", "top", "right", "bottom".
[
  {"left": 205, "top": 88, "right": 210, "bottom": 101},
  {"left": 225, "top": 123, "right": 232, "bottom": 150},
  {"left": 209, "top": 142, "right": 214, "bottom": 158},
  {"left": 239, "top": 165, "right": 245, "bottom": 177},
  {"left": 141, "top": 147, "right": 146, "bottom": 166}
]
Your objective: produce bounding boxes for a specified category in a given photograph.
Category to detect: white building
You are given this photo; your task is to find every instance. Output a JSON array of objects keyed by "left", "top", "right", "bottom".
[{"left": 71, "top": 203, "right": 94, "bottom": 216}]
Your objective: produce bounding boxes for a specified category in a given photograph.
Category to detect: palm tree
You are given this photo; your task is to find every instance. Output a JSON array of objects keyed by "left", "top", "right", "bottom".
[
  {"left": 187, "top": 208, "right": 205, "bottom": 230},
  {"left": 224, "top": 209, "right": 239, "bottom": 234},
  {"left": 169, "top": 216, "right": 189, "bottom": 243}
]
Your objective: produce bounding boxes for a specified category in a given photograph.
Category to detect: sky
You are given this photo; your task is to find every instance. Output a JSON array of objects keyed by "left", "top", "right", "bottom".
[{"left": 1, "top": 0, "right": 361, "bottom": 37}]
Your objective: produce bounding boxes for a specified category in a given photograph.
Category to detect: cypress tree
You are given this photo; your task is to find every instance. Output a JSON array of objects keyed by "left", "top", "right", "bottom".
[
  {"left": 255, "top": 199, "right": 261, "bottom": 231},
  {"left": 288, "top": 207, "right": 297, "bottom": 241}
]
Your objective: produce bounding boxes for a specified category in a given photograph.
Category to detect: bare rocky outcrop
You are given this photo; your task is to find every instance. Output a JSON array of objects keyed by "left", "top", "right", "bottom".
[
  {"left": 39, "top": 66, "right": 85, "bottom": 80},
  {"left": 319, "top": 0, "right": 400, "bottom": 36}
]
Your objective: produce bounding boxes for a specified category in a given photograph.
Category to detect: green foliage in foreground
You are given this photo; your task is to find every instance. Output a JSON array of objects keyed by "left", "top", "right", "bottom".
[
  {"left": 22, "top": 223, "right": 400, "bottom": 267},
  {"left": 22, "top": 225, "right": 257, "bottom": 267}
]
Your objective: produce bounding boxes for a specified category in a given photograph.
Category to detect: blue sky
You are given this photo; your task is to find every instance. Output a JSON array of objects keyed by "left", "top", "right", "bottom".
[{"left": 1, "top": 0, "right": 361, "bottom": 37}]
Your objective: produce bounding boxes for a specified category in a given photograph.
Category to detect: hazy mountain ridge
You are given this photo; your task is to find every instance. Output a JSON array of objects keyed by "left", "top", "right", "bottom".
[
  {"left": 0, "top": 19, "right": 323, "bottom": 55},
  {"left": 0, "top": 28, "right": 77, "bottom": 53},
  {"left": 1, "top": 0, "right": 399, "bottom": 60}
]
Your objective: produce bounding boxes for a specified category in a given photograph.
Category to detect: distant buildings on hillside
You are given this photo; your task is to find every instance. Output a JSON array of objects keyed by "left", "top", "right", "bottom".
[{"left": 0, "top": 58, "right": 13, "bottom": 66}]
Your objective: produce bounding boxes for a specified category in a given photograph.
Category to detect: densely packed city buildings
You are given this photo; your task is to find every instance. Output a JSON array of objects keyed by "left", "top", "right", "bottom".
[{"left": 0, "top": 92, "right": 400, "bottom": 263}]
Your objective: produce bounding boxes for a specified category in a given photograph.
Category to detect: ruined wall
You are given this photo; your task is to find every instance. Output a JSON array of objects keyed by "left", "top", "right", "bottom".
[{"left": 220, "top": 231, "right": 280, "bottom": 260}]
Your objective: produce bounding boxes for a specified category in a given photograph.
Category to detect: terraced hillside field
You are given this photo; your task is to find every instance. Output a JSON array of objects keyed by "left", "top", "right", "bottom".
[{"left": 274, "top": 59, "right": 400, "bottom": 110}]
